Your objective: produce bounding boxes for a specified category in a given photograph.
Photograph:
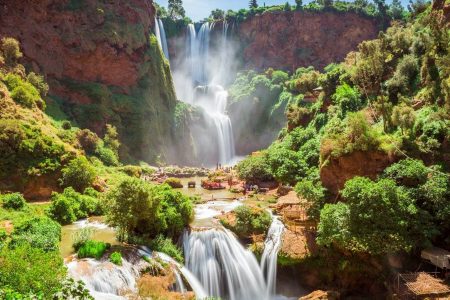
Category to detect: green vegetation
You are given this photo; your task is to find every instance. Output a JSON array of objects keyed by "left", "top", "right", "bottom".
[
  {"left": 109, "top": 251, "right": 122, "bottom": 265},
  {"left": 222, "top": 205, "right": 272, "bottom": 238},
  {"left": 77, "top": 240, "right": 109, "bottom": 259},
  {"left": 47, "top": 187, "right": 102, "bottom": 225},
  {"left": 60, "top": 156, "right": 97, "bottom": 192},
  {"left": 150, "top": 234, "right": 184, "bottom": 263},
  {"left": 237, "top": 4, "right": 449, "bottom": 258},
  {"left": 1, "top": 193, "right": 27, "bottom": 210},
  {"left": 106, "top": 178, "right": 194, "bottom": 241},
  {"left": 164, "top": 177, "right": 183, "bottom": 188}
]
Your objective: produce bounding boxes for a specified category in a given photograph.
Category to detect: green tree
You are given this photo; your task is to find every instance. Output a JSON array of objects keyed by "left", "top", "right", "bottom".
[
  {"left": 318, "top": 177, "right": 436, "bottom": 254},
  {"left": 106, "top": 178, "right": 193, "bottom": 241},
  {"left": 168, "top": 0, "right": 185, "bottom": 19},
  {"left": 104, "top": 124, "right": 120, "bottom": 156},
  {"left": 389, "top": 0, "right": 404, "bottom": 19},
  {"left": 332, "top": 83, "right": 364, "bottom": 117},
  {"left": 0, "top": 37, "right": 22, "bottom": 67},
  {"left": 60, "top": 156, "right": 96, "bottom": 192},
  {"left": 392, "top": 104, "right": 416, "bottom": 136},
  {"left": 249, "top": 0, "right": 258, "bottom": 8},
  {"left": 210, "top": 9, "right": 225, "bottom": 20},
  {"left": 295, "top": 0, "right": 303, "bottom": 10},
  {"left": 0, "top": 244, "right": 66, "bottom": 298}
]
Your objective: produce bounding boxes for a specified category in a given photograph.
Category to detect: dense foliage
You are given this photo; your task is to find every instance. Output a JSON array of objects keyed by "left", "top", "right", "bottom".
[
  {"left": 106, "top": 178, "right": 194, "bottom": 241},
  {"left": 222, "top": 205, "right": 272, "bottom": 238},
  {"left": 236, "top": 4, "right": 449, "bottom": 255}
]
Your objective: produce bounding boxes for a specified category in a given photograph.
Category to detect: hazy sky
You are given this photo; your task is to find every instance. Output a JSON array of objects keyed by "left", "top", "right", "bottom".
[{"left": 155, "top": 0, "right": 408, "bottom": 21}]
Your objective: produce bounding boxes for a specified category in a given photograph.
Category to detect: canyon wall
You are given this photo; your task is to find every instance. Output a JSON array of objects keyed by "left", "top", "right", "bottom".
[
  {"left": 236, "top": 11, "right": 381, "bottom": 71},
  {"left": 0, "top": 0, "right": 181, "bottom": 163}
]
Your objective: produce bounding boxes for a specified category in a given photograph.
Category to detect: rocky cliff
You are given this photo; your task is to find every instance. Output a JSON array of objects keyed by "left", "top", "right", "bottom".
[
  {"left": 237, "top": 11, "right": 381, "bottom": 71},
  {"left": 0, "top": 0, "right": 178, "bottom": 163}
]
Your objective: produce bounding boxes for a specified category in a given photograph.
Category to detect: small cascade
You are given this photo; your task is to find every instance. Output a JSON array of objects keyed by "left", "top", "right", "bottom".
[
  {"left": 154, "top": 17, "right": 170, "bottom": 60},
  {"left": 183, "top": 229, "right": 268, "bottom": 300},
  {"left": 67, "top": 256, "right": 142, "bottom": 300},
  {"left": 261, "top": 215, "right": 285, "bottom": 297}
]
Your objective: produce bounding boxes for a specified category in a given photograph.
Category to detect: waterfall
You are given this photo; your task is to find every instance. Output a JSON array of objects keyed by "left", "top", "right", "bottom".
[
  {"left": 180, "top": 22, "right": 236, "bottom": 165},
  {"left": 155, "top": 18, "right": 169, "bottom": 60},
  {"left": 67, "top": 256, "right": 141, "bottom": 299},
  {"left": 261, "top": 215, "right": 285, "bottom": 297},
  {"left": 183, "top": 229, "right": 268, "bottom": 300}
]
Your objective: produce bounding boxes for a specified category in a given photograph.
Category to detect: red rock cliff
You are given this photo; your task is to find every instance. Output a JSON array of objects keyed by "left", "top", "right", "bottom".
[
  {"left": 237, "top": 11, "right": 380, "bottom": 71},
  {"left": 0, "top": 0, "right": 178, "bottom": 163}
]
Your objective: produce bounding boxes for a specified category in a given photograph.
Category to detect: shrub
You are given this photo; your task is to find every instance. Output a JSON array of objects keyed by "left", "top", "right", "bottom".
[
  {"left": 118, "top": 165, "right": 143, "bottom": 178},
  {"left": 26, "top": 72, "right": 49, "bottom": 97},
  {"left": 382, "top": 158, "right": 428, "bottom": 187},
  {"left": 103, "top": 124, "right": 120, "bottom": 156},
  {"left": 318, "top": 177, "right": 436, "bottom": 254},
  {"left": 1, "top": 193, "right": 26, "bottom": 210},
  {"left": 230, "top": 205, "right": 272, "bottom": 238},
  {"left": 0, "top": 244, "right": 66, "bottom": 298},
  {"left": 10, "top": 217, "right": 61, "bottom": 252},
  {"left": 77, "top": 129, "right": 100, "bottom": 155},
  {"left": 164, "top": 177, "right": 183, "bottom": 188},
  {"left": 61, "top": 121, "right": 72, "bottom": 130},
  {"left": 150, "top": 235, "right": 184, "bottom": 263},
  {"left": 332, "top": 83, "right": 363, "bottom": 116},
  {"left": 109, "top": 251, "right": 122, "bottom": 265},
  {"left": 236, "top": 154, "right": 274, "bottom": 183},
  {"left": 295, "top": 179, "right": 326, "bottom": 221},
  {"left": 95, "top": 143, "right": 119, "bottom": 166},
  {"left": 72, "top": 227, "right": 94, "bottom": 251},
  {"left": 106, "top": 178, "right": 194, "bottom": 241},
  {"left": 47, "top": 187, "right": 102, "bottom": 225},
  {"left": 266, "top": 144, "right": 307, "bottom": 184},
  {"left": 77, "top": 240, "right": 108, "bottom": 259},
  {"left": 1, "top": 37, "right": 22, "bottom": 66},
  {"left": 60, "top": 156, "right": 96, "bottom": 192}
]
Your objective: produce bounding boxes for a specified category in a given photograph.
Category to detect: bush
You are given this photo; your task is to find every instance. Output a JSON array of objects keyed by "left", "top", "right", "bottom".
[
  {"left": 106, "top": 178, "right": 194, "bottom": 241},
  {"left": 77, "top": 129, "right": 100, "bottom": 155},
  {"left": 164, "top": 177, "right": 183, "bottom": 188},
  {"left": 236, "top": 154, "right": 274, "bottom": 183},
  {"left": 332, "top": 83, "right": 363, "bottom": 116},
  {"left": 1, "top": 37, "right": 22, "bottom": 66},
  {"left": 61, "top": 121, "right": 72, "bottom": 130},
  {"left": 382, "top": 158, "right": 428, "bottom": 187},
  {"left": 72, "top": 227, "right": 94, "bottom": 251},
  {"left": 95, "top": 143, "right": 119, "bottom": 166},
  {"left": 10, "top": 217, "right": 61, "bottom": 252},
  {"left": 0, "top": 244, "right": 66, "bottom": 298},
  {"left": 47, "top": 187, "right": 102, "bottom": 225},
  {"left": 109, "top": 251, "right": 122, "bottom": 265},
  {"left": 60, "top": 156, "right": 96, "bottom": 192},
  {"left": 231, "top": 205, "right": 272, "bottom": 238},
  {"left": 77, "top": 240, "right": 108, "bottom": 259},
  {"left": 295, "top": 179, "right": 326, "bottom": 221},
  {"left": 150, "top": 235, "right": 184, "bottom": 263},
  {"left": 317, "top": 177, "right": 436, "bottom": 254},
  {"left": 1, "top": 193, "right": 26, "bottom": 210},
  {"left": 27, "top": 72, "right": 49, "bottom": 97}
]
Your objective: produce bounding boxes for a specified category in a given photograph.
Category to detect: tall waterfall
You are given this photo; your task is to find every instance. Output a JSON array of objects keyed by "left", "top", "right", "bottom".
[
  {"left": 155, "top": 18, "right": 169, "bottom": 60},
  {"left": 177, "top": 22, "right": 236, "bottom": 165},
  {"left": 261, "top": 215, "right": 285, "bottom": 297},
  {"left": 183, "top": 229, "right": 268, "bottom": 300}
]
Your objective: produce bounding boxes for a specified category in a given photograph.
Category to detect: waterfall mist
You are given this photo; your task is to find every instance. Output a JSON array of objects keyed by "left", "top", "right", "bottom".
[{"left": 170, "top": 21, "right": 241, "bottom": 166}]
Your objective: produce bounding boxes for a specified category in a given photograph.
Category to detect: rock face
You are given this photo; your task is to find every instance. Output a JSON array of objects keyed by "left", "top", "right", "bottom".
[
  {"left": 299, "top": 290, "right": 340, "bottom": 300},
  {"left": 237, "top": 11, "right": 380, "bottom": 71},
  {"left": 320, "top": 150, "right": 397, "bottom": 195},
  {"left": 0, "top": 0, "right": 179, "bottom": 163}
]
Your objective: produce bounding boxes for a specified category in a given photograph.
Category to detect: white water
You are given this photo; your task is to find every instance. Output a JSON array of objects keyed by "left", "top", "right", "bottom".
[
  {"left": 183, "top": 228, "right": 268, "bottom": 300},
  {"left": 155, "top": 18, "right": 169, "bottom": 60},
  {"left": 67, "top": 257, "right": 141, "bottom": 300},
  {"left": 176, "top": 22, "right": 236, "bottom": 165},
  {"left": 261, "top": 215, "right": 285, "bottom": 297}
]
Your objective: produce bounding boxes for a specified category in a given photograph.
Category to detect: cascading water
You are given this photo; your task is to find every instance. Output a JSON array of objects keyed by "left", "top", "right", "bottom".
[
  {"left": 154, "top": 18, "right": 169, "bottom": 60},
  {"left": 177, "top": 22, "right": 236, "bottom": 165},
  {"left": 183, "top": 229, "right": 268, "bottom": 300},
  {"left": 261, "top": 215, "right": 285, "bottom": 297}
]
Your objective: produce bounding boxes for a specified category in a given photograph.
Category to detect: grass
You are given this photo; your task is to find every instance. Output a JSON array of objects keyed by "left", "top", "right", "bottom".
[
  {"left": 109, "top": 251, "right": 122, "bottom": 265},
  {"left": 77, "top": 240, "right": 109, "bottom": 259}
]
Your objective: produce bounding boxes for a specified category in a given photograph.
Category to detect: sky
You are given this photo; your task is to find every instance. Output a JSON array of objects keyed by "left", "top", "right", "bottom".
[{"left": 155, "top": 0, "right": 409, "bottom": 22}]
